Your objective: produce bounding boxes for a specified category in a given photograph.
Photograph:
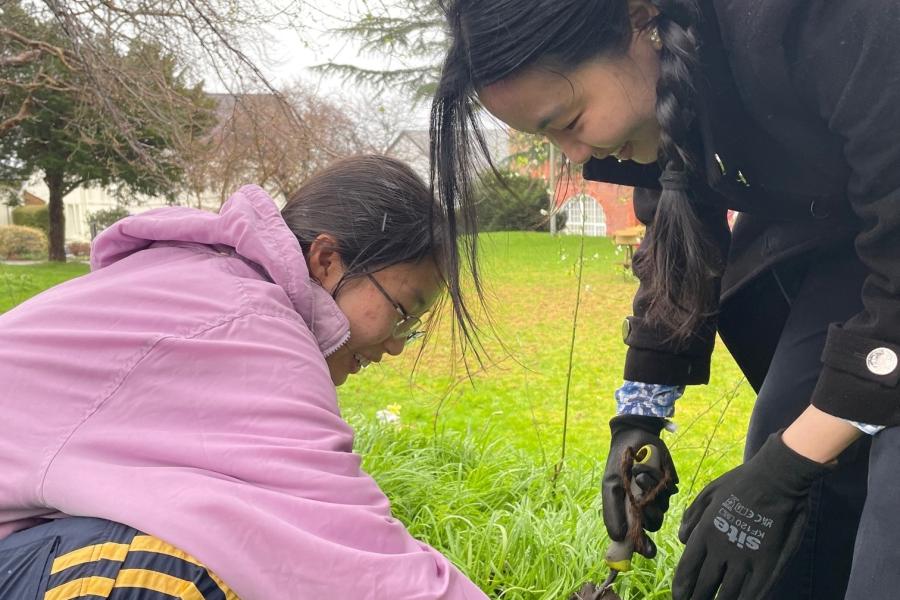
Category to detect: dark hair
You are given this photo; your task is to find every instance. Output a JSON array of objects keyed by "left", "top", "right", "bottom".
[
  {"left": 432, "top": 0, "right": 723, "bottom": 341},
  {"left": 281, "top": 154, "right": 475, "bottom": 347}
]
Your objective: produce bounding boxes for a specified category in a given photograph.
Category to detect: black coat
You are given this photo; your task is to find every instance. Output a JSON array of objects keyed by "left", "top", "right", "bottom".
[{"left": 583, "top": 0, "right": 900, "bottom": 425}]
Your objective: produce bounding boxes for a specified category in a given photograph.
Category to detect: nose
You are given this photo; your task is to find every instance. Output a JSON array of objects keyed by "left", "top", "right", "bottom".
[
  {"left": 548, "top": 131, "right": 594, "bottom": 165},
  {"left": 384, "top": 336, "right": 405, "bottom": 356}
]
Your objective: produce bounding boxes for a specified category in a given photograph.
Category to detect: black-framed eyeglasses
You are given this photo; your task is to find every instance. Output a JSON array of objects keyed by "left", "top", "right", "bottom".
[{"left": 366, "top": 273, "right": 425, "bottom": 343}]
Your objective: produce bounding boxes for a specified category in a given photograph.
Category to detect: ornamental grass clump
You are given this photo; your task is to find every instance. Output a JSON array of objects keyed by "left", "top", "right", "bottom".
[{"left": 0, "top": 225, "right": 48, "bottom": 260}]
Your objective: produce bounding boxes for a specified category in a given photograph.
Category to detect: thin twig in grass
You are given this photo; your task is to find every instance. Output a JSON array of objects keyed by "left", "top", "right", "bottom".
[
  {"left": 685, "top": 377, "right": 746, "bottom": 496},
  {"left": 668, "top": 375, "right": 746, "bottom": 450},
  {"left": 431, "top": 356, "right": 513, "bottom": 439},
  {"left": 523, "top": 366, "right": 548, "bottom": 468},
  {"left": 553, "top": 230, "right": 586, "bottom": 485}
]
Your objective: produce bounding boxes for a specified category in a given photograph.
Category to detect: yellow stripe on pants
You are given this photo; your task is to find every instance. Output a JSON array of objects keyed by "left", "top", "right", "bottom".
[
  {"left": 43, "top": 534, "right": 239, "bottom": 600},
  {"left": 44, "top": 569, "right": 206, "bottom": 600},
  {"left": 50, "top": 542, "right": 130, "bottom": 575},
  {"left": 130, "top": 535, "right": 238, "bottom": 599}
]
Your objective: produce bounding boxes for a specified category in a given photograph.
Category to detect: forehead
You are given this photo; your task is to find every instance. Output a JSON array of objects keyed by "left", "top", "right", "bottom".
[
  {"left": 379, "top": 259, "right": 444, "bottom": 307},
  {"left": 478, "top": 67, "right": 577, "bottom": 133}
]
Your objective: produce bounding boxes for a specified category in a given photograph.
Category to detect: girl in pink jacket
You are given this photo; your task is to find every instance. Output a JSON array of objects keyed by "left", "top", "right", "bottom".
[{"left": 0, "top": 155, "right": 487, "bottom": 600}]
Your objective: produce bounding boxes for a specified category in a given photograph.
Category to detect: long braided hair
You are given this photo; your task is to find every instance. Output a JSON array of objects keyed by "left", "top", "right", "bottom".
[
  {"left": 431, "top": 0, "right": 723, "bottom": 341},
  {"left": 637, "top": 0, "right": 723, "bottom": 339}
]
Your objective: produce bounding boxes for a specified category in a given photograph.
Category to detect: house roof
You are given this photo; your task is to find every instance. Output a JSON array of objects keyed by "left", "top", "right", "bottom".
[{"left": 23, "top": 191, "right": 46, "bottom": 206}]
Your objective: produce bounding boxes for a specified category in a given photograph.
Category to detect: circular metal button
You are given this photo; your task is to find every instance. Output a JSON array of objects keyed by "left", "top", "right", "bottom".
[{"left": 866, "top": 347, "right": 898, "bottom": 376}]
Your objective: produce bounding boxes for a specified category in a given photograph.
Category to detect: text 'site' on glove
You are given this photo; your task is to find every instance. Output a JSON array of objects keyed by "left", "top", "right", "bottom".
[
  {"left": 673, "top": 431, "right": 833, "bottom": 600},
  {"left": 602, "top": 414, "right": 679, "bottom": 558}
]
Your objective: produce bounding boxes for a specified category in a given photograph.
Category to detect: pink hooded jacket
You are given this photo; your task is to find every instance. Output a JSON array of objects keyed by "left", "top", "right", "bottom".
[{"left": 0, "top": 185, "right": 487, "bottom": 600}]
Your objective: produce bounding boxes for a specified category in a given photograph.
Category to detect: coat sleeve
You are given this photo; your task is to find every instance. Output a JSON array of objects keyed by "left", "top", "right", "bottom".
[
  {"left": 40, "top": 312, "right": 487, "bottom": 600},
  {"left": 620, "top": 186, "right": 731, "bottom": 386},
  {"left": 789, "top": 1, "right": 900, "bottom": 424}
]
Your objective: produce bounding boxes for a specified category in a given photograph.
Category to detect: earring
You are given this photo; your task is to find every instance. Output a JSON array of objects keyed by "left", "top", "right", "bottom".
[{"left": 649, "top": 27, "right": 662, "bottom": 50}]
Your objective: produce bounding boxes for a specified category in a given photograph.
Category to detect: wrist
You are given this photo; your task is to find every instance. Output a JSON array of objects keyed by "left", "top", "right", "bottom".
[
  {"left": 782, "top": 405, "right": 863, "bottom": 464},
  {"left": 610, "top": 413, "right": 669, "bottom": 436}
]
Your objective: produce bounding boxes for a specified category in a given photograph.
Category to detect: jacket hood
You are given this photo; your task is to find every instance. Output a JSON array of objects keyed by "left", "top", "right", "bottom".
[{"left": 90, "top": 185, "right": 350, "bottom": 355}]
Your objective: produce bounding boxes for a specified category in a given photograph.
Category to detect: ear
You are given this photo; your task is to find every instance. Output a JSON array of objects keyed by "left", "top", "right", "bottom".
[
  {"left": 628, "top": 0, "right": 660, "bottom": 30},
  {"left": 307, "top": 233, "right": 346, "bottom": 293}
]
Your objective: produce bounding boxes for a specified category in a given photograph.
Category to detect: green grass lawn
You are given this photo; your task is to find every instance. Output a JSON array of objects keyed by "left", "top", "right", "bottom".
[
  {"left": 1, "top": 234, "right": 756, "bottom": 599},
  {"left": 340, "top": 232, "right": 754, "bottom": 481},
  {"left": 0, "top": 261, "right": 90, "bottom": 313},
  {"left": 340, "top": 232, "right": 755, "bottom": 599}
]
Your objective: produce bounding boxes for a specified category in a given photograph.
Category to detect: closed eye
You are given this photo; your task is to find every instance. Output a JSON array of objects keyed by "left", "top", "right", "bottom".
[{"left": 564, "top": 114, "right": 582, "bottom": 131}]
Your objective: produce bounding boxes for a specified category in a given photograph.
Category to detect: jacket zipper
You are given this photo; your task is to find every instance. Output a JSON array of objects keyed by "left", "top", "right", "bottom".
[{"left": 322, "top": 329, "right": 351, "bottom": 358}]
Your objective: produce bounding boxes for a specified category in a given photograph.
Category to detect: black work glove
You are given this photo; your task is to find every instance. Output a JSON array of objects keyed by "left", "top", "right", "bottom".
[
  {"left": 673, "top": 431, "right": 833, "bottom": 600},
  {"left": 602, "top": 414, "right": 679, "bottom": 558}
]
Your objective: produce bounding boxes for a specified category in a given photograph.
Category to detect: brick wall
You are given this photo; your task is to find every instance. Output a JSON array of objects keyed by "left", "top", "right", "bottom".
[
  {"left": 554, "top": 169, "right": 640, "bottom": 236},
  {"left": 508, "top": 140, "right": 640, "bottom": 237}
]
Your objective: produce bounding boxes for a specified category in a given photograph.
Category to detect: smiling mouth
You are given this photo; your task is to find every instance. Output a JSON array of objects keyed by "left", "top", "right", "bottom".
[
  {"left": 594, "top": 142, "right": 632, "bottom": 162},
  {"left": 352, "top": 353, "right": 371, "bottom": 373},
  {"left": 612, "top": 142, "right": 632, "bottom": 161}
]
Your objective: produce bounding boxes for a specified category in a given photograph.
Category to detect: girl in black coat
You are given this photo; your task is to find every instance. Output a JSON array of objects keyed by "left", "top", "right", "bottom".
[{"left": 430, "top": 0, "right": 900, "bottom": 598}]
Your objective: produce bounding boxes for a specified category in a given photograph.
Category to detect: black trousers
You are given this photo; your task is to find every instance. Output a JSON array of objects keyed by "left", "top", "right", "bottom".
[
  {"left": 0, "top": 516, "right": 237, "bottom": 599},
  {"left": 719, "top": 244, "right": 898, "bottom": 600}
]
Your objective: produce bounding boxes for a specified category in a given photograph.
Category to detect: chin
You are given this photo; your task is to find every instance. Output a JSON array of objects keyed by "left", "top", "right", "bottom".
[
  {"left": 330, "top": 369, "right": 349, "bottom": 386},
  {"left": 632, "top": 151, "right": 659, "bottom": 165}
]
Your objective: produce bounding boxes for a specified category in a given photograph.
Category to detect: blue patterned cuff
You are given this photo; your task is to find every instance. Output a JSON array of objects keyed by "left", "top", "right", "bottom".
[
  {"left": 615, "top": 380, "right": 685, "bottom": 418},
  {"left": 847, "top": 420, "right": 886, "bottom": 435}
]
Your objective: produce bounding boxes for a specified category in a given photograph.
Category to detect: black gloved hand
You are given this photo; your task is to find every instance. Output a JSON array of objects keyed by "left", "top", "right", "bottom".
[
  {"left": 673, "top": 431, "right": 833, "bottom": 600},
  {"left": 602, "top": 414, "right": 679, "bottom": 558}
]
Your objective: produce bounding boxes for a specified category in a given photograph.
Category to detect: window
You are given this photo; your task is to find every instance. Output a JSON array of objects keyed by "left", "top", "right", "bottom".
[
  {"left": 560, "top": 194, "right": 607, "bottom": 237},
  {"left": 65, "top": 203, "right": 84, "bottom": 240}
]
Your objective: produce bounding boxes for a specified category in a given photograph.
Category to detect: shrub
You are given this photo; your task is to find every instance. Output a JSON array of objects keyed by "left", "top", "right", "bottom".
[
  {"left": 0, "top": 225, "right": 49, "bottom": 260},
  {"left": 67, "top": 241, "right": 91, "bottom": 258},
  {"left": 86, "top": 206, "right": 130, "bottom": 238},
  {"left": 473, "top": 170, "right": 565, "bottom": 232},
  {"left": 12, "top": 205, "right": 50, "bottom": 237}
]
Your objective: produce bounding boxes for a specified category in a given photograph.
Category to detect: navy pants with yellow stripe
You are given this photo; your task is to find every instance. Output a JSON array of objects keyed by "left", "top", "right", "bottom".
[{"left": 0, "top": 517, "right": 238, "bottom": 600}]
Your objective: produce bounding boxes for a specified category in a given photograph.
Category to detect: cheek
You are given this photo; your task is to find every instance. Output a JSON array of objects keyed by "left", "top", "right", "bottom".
[
  {"left": 345, "top": 304, "right": 392, "bottom": 349},
  {"left": 631, "top": 121, "right": 662, "bottom": 163},
  {"left": 580, "top": 104, "right": 640, "bottom": 148},
  {"left": 582, "top": 78, "right": 658, "bottom": 147}
]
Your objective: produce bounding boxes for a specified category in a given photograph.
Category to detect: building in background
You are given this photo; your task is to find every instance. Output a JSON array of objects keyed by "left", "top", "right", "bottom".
[
  {"left": 526, "top": 153, "right": 639, "bottom": 238},
  {"left": 554, "top": 173, "right": 639, "bottom": 238},
  {"left": 386, "top": 128, "right": 512, "bottom": 182},
  {"left": 0, "top": 178, "right": 220, "bottom": 242}
]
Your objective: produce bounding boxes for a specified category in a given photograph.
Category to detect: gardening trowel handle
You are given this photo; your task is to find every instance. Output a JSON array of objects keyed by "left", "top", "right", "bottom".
[{"left": 603, "top": 443, "right": 662, "bottom": 572}]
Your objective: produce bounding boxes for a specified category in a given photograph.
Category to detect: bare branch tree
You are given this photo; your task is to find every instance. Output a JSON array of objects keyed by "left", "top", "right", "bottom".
[
  {"left": 187, "top": 82, "right": 363, "bottom": 206},
  {"left": 1, "top": 0, "right": 332, "bottom": 175},
  {"left": 0, "top": 91, "right": 30, "bottom": 134},
  {"left": 343, "top": 89, "right": 416, "bottom": 154}
]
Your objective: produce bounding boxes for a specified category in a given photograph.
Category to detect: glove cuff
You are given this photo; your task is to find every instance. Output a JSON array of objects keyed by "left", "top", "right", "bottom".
[
  {"left": 610, "top": 414, "right": 669, "bottom": 436},
  {"left": 753, "top": 431, "right": 833, "bottom": 494}
]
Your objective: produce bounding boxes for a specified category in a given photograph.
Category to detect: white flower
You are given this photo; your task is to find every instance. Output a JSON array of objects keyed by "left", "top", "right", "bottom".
[{"left": 376, "top": 409, "right": 401, "bottom": 425}]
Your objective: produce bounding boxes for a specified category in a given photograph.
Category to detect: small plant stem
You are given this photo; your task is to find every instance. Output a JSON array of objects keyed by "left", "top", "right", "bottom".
[{"left": 553, "top": 231, "right": 586, "bottom": 485}]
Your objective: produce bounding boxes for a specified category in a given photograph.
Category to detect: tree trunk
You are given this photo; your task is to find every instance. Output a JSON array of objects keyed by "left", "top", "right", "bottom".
[{"left": 45, "top": 170, "right": 66, "bottom": 262}]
